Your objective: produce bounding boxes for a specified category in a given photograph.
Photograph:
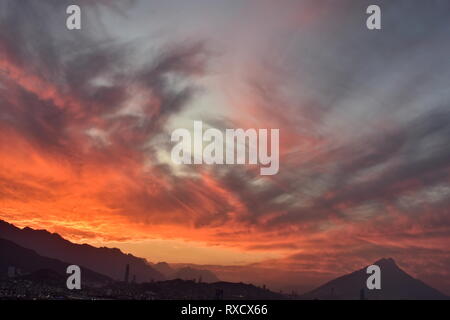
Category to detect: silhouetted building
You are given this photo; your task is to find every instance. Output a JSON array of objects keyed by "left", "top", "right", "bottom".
[
  {"left": 7, "top": 266, "right": 15, "bottom": 278},
  {"left": 215, "top": 289, "right": 224, "bottom": 300},
  {"left": 359, "top": 288, "right": 366, "bottom": 300},
  {"left": 124, "top": 264, "right": 130, "bottom": 283}
]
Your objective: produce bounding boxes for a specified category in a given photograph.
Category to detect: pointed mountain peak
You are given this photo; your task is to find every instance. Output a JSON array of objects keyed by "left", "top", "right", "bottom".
[
  {"left": 373, "top": 257, "right": 398, "bottom": 269},
  {"left": 302, "top": 257, "right": 448, "bottom": 300}
]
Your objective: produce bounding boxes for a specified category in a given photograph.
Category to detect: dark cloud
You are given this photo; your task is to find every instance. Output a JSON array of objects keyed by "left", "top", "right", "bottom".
[{"left": 0, "top": 0, "right": 208, "bottom": 155}]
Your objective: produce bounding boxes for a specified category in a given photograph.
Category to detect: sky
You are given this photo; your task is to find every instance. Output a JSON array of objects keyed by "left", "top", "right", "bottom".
[{"left": 1, "top": 0, "right": 450, "bottom": 293}]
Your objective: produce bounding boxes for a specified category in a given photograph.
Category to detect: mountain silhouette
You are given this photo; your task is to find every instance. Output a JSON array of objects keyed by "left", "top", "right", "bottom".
[
  {"left": 2, "top": 218, "right": 447, "bottom": 300},
  {"left": 301, "top": 258, "right": 448, "bottom": 300},
  {"left": 152, "top": 262, "right": 220, "bottom": 283},
  {"left": 0, "top": 220, "right": 164, "bottom": 282},
  {"left": 152, "top": 262, "right": 175, "bottom": 277},
  {"left": 172, "top": 267, "right": 220, "bottom": 283},
  {"left": 0, "top": 238, "right": 111, "bottom": 285}
]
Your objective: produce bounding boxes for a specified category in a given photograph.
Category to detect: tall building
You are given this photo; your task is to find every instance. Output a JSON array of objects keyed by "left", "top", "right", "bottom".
[
  {"left": 215, "top": 288, "right": 224, "bottom": 300},
  {"left": 124, "top": 264, "right": 130, "bottom": 283},
  {"left": 359, "top": 288, "right": 366, "bottom": 300}
]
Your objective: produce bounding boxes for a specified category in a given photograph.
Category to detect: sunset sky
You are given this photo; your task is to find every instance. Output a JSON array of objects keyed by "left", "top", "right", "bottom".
[{"left": 1, "top": 1, "right": 450, "bottom": 293}]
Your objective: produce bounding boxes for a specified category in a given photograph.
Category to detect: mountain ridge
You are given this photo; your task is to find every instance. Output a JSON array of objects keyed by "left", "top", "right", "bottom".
[
  {"left": 151, "top": 262, "right": 221, "bottom": 283},
  {"left": 0, "top": 237, "right": 111, "bottom": 285},
  {"left": 0, "top": 219, "right": 164, "bottom": 282}
]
